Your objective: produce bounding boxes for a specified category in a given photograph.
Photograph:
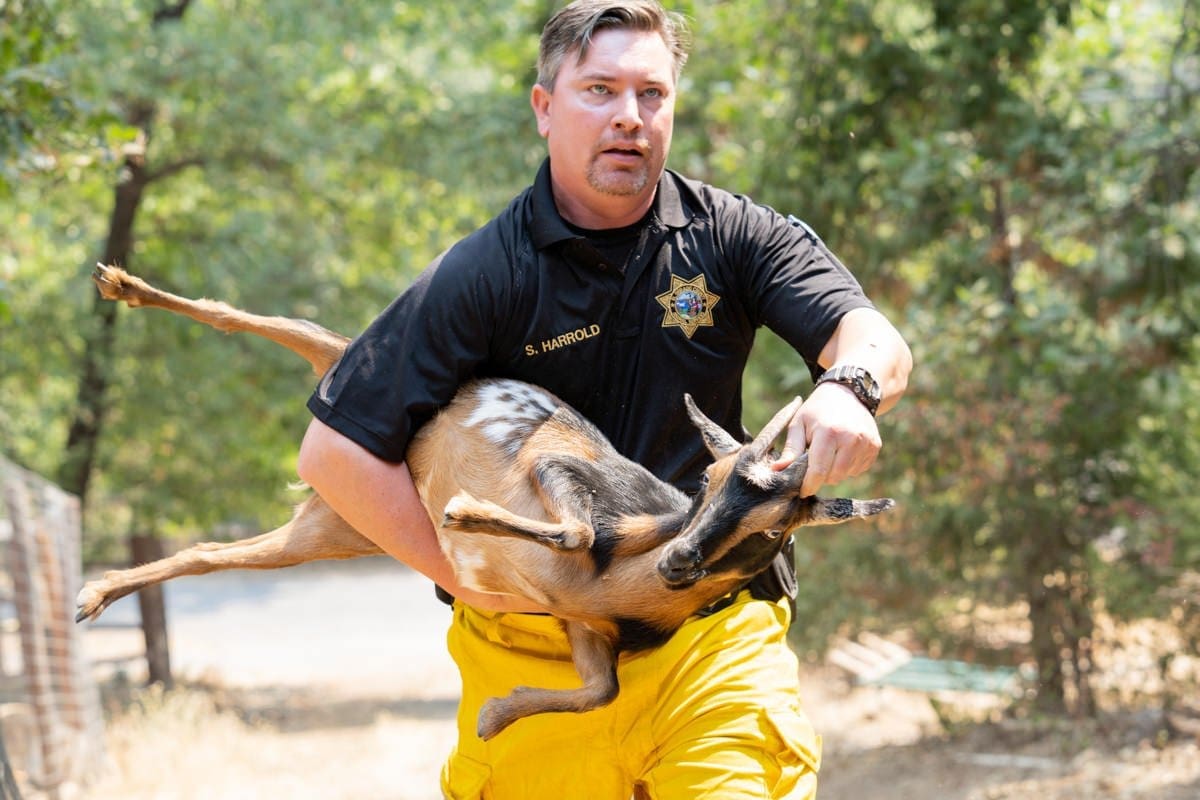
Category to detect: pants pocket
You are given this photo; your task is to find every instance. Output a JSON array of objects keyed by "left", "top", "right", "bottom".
[
  {"left": 761, "top": 705, "right": 821, "bottom": 798},
  {"left": 441, "top": 749, "right": 492, "bottom": 800}
]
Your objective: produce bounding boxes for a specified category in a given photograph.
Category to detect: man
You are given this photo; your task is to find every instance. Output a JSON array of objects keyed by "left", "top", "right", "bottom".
[{"left": 297, "top": 1, "right": 912, "bottom": 797}]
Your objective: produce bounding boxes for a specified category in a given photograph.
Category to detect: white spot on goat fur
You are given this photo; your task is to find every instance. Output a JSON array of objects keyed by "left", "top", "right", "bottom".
[
  {"left": 464, "top": 380, "right": 558, "bottom": 446},
  {"left": 745, "top": 461, "right": 776, "bottom": 489},
  {"left": 448, "top": 545, "right": 490, "bottom": 590}
]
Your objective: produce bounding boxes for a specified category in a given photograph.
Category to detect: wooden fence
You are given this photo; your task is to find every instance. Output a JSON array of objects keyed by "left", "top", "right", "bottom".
[{"left": 0, "top": 457, "right": 105, "bottom": 798}]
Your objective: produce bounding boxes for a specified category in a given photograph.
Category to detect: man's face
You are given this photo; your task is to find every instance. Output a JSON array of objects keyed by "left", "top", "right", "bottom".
[{"left": 531, "top": 28, "right": 677, "bottom": 224}]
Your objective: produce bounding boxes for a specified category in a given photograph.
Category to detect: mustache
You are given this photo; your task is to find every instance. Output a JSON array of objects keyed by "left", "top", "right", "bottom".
[{"left": 595, "top": 138, "right": 651, "bottom": 156}]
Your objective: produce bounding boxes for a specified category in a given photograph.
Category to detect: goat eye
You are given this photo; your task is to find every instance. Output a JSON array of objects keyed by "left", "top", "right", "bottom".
[{"left": 761, "top": 529, "right": 783, "bottom": 540}]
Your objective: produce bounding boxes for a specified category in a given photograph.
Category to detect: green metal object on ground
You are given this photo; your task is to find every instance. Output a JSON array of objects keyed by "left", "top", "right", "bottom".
[{"left": 862, "top": 656, "right": 1020, "bottom": 694}]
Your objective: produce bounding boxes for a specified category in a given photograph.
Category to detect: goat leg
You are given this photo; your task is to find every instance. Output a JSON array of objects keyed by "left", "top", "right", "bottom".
[
  {"left": 476, "top": 621, "right": 618, "bottom": 740},
  {"left": 441, "top": 491, "right": 595, "bottom": 550},
  {"left": 92, "top": 263, "right": 350, "bottom": 375},
  {"left": 75, "top": 495, "right": 380, "bottom": 622},
  {"left": 530, "top": 453, "right": 688, "bottom": 557}
]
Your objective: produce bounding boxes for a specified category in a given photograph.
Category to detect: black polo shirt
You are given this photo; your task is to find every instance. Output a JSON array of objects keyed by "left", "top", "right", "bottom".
[{"left": 308, "top": 159, "right": 873, "bottom": 495}]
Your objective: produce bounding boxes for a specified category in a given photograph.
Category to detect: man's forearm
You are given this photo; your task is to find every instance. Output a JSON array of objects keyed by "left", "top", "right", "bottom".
[{"left": 818, "top": 306, "right": 913, "bottom": 415}]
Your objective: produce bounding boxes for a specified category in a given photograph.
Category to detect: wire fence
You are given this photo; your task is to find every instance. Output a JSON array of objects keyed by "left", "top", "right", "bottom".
[{"left": 0, "top": 457, "right": 105, "bottom": 799}]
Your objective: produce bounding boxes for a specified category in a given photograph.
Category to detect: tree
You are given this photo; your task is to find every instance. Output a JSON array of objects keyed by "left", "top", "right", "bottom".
[
  {"left": 679, "top": 0, "right": 1198, "bottom": 713},
  {"left": 1, "top": 0, "right": 133, "bottom": 327}
]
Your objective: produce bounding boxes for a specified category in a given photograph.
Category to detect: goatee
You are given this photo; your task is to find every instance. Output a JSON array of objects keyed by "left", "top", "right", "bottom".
[{"left": 587, "top": 158, "right": 650, "bottom": 197}]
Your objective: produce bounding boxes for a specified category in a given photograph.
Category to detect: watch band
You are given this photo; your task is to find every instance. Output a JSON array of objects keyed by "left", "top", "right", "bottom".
[{"left": 815, "top": 365, "right": 881, "bottom": 416}]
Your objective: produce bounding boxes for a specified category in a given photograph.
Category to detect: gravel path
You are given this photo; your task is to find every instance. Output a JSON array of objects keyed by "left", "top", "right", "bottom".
[{"left": 83, "top": 557, "right": 460, "bottom": 696}]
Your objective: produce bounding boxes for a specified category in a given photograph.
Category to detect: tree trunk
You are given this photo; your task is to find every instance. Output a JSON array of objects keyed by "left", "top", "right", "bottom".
[
  {"left": 131, "top": 533, "right": 174, "bottom": 689},
  {"left": 1065, "top": 568, "right": 1095, "bottom": 716},
  {"left": 1025, "top": 532, "right": 1096, "bottom": 715},
  {"left": 1027, "top": 569, "right": 1067, "bottom": 713},
  {"left": 58, "top": 1, "right": 194, "bottom": 504},
  {"left": 57, "top": 174, "right": 145, "bottom": 502}
]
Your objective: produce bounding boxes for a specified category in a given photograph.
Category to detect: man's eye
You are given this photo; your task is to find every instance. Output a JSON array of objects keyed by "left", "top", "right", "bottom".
[
  {"left": 588, "top": 84, "right": 609, "bottom": 95},
  {"left": 643, "top": 87, "right": 662, "bottom": 98}
]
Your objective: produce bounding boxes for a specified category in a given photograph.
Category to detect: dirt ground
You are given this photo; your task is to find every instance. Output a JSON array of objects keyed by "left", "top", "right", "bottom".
[
  {"left": 62, "top": 561, "right": 1200, "bottom": 799},
  {"left": 77, "top": 664, "right": 1200, "bottom": 799}
]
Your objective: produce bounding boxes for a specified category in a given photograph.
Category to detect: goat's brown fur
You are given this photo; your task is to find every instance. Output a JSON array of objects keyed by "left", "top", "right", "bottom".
[{"left": 79, "top": 264, "right": 893, "bottom": 739}]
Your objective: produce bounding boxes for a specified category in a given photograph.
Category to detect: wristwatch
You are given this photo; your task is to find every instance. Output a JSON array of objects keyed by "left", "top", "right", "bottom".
[{"left": 815, "top": 365, "right": 881, "bottom": 417}]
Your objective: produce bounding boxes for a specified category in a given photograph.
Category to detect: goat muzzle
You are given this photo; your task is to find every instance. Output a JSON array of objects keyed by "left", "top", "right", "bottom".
[{"left": 656, "top": 546, "right": 707, "bottom": 587}]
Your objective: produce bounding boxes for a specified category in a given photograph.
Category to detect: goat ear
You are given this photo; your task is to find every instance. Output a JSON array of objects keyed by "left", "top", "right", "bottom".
[
  {"left": 804, "top": 496, "right": 896, "bottom": 526},
  {"left": 773, "top": 452, "right": 808, "bottom": 493},
  {"left": 747, "top": 395, "right": 803, "bottom": 460},
  {"left": 684, "top": 394, "right": 741, "bottom": 459}
]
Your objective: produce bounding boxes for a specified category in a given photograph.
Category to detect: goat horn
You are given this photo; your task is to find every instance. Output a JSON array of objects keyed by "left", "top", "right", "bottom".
[
  {"left": 748, "top": 396, "right": 803, "bottom": 459},
  {"left": 684, "top": 394, "right": 741, "bottom": 459}
]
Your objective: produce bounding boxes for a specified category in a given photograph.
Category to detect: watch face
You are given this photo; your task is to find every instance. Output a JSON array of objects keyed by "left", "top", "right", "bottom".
[
  {"left": 860, "top": 371, "right": 880, "bottom": 398},
  {"left": 821, "top": 366, "right": 880, "bottom": 413}
]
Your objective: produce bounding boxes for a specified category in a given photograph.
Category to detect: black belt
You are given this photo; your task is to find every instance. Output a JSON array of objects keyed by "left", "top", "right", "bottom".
[{"left": 434, "top": 584, "right": 456, "bottom": 606}]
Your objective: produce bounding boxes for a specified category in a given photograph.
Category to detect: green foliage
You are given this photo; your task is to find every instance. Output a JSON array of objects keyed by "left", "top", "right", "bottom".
[
  {"left": 0, "top": 0, "right": 136, "bottom": 196},
  {"left": 0, "top": 1, "right": 104, "bottom": 317},
  {"left": 1, "top": 0, "right": 77, "bottom": 180}
]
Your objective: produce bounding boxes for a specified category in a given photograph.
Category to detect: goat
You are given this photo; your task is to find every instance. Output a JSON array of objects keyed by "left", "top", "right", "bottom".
[{"left": 77, "top": 264, "right": 894, "bottom": 740}]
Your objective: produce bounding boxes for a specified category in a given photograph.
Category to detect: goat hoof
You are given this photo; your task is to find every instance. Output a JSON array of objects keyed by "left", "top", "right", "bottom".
[
  {"left": 551, "top": 527, "right": 592, "bottom": 551},
  {"left": 476, "top": 698, "right": 517, "bottom": 741},
  {"left": 74, "top": 582, "right": 115, "bottom": 623},
  {"left": 74, "top": 584, "right": 108, "bottom": 623},
  {"left": 441, "top": 495, "right": 476, "bottom": 529},
  {"left": 92, "top": 264, "right": 144, "bottom": 305},
  {"left": 92, "top": 264, "right": 125, "bottom": 299}
]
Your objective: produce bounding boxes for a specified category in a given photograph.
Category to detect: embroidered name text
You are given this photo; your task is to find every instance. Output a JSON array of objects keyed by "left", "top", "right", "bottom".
[{"left": 525, "top": 324, "right": 601, "bottom": 356}]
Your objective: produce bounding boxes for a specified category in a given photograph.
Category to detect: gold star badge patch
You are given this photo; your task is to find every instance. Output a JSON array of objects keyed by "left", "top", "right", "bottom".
[{"left": 655, "top": 274, "right": 721, "bottom": 339}]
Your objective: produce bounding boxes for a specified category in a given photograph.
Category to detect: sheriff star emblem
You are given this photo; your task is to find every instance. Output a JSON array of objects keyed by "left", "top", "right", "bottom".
[{"left": 655, "top": 274, "right": 721, "bottom": 339}]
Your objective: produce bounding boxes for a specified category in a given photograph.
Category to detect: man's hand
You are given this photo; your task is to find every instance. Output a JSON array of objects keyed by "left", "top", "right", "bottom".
[
  {"left": 769, "top": 306, "right": 912, "bottom": 496},
  {"left": 771, "top": 381, "right": 882, "bottom": 497}
]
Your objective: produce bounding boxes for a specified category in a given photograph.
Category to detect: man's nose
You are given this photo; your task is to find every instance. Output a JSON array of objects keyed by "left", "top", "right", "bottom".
[{"left": 612, "top": 89, "right": 642, "bottom": 131}]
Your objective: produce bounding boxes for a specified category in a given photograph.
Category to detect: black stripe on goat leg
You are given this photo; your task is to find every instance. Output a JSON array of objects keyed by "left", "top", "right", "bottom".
[
  {"left": 476, "top": 621, "right": 619, "bottom": 740},
  {"left": 441, "top": 491, "right": 595, "bottom": 550}
]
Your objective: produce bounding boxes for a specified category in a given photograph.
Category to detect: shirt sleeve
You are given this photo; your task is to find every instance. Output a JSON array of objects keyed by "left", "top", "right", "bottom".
[
  {"left": 306, "top": 237, "right": 507, "bottom": 463},
  {"left": 719, "top": 195, "right": 875, "bottom": 378}
]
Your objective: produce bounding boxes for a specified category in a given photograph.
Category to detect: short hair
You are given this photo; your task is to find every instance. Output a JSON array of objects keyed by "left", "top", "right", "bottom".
[{"left": 537, "top": 0, "right": 690, "bottom": 90}]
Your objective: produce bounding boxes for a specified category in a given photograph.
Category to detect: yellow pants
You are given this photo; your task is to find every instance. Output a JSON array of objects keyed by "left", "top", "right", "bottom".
[{"left": 440, "top": 592, "right": 821, "bottom": 799}]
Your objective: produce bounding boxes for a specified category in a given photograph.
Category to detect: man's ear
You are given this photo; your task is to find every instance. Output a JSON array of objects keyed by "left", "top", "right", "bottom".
[{"left": 530, "top": 84, "right": 552, "bottom": 139}]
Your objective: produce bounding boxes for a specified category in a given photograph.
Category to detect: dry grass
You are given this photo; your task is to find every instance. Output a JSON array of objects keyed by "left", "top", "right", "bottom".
[{"left": 84, "top": 684, "right": 457, "bottom": 800}]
